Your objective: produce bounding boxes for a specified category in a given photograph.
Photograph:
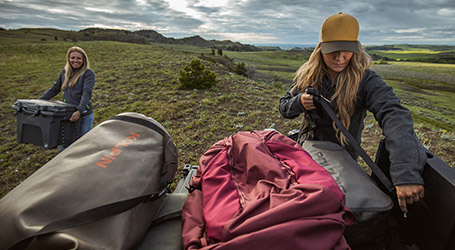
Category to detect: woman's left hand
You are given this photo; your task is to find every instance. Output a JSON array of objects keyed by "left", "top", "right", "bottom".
[{"left": 70, "top": 110, "right": 81, "bottom": 122}]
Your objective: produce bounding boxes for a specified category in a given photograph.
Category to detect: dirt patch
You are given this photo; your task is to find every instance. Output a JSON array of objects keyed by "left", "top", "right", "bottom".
[
  {"left": 391, "top": 80, "right": 438, "bottom": 95},
  {"left": 256, "top": 66, "right": 296, "bottom": 73}
]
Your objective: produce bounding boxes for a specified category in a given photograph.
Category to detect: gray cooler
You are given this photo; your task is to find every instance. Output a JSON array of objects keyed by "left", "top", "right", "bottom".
[{"left": 12, "top": 99, "right": 79, "bottom": 149}]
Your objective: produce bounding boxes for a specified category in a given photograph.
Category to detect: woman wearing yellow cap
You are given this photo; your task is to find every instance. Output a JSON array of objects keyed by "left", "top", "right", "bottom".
[{"left": 279, "top": 12, "right": 425, "bottom": 214}]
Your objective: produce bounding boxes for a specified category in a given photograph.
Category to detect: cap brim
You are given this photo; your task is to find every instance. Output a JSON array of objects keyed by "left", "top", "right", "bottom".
[{"left": 321, "top": 41, "right": 359, "bottom": 54}]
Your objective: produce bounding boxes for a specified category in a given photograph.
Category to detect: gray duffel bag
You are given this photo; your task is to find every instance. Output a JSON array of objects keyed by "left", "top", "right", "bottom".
[
  {"left": 0, "top": 112, "right": 178, "bottom": 250},
  {"left": 302, "top": 140, "right": 394, "bottom": 246}
]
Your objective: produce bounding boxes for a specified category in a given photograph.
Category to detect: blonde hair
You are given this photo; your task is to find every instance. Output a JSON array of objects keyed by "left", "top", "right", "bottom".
[
  {"left": 61, "top": 46, "right": 90, "bottom": 91},
  {"left": 292, "top": 42, "right": 372, "bottom": 145}
]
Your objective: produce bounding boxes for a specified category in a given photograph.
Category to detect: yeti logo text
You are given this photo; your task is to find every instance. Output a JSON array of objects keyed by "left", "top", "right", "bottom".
[{"left": 96, "top": 132, "right": 140, "bottom": 169}]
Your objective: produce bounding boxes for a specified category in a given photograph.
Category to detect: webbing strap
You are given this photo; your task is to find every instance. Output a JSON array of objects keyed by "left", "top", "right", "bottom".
[
  {"left": 8, "top": 184, "right": 170, "bottom": 250},
  {"left": 307, "top": 88, "right": 395, "bottom": 193}
]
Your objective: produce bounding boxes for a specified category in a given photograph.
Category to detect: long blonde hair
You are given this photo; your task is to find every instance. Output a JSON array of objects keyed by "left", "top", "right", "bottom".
[
  {"left": 61, "top": 46, "right": 90, "bottom": 91},
  {"left": 293, "top": 42, "right": 372, "bottom": 145}
]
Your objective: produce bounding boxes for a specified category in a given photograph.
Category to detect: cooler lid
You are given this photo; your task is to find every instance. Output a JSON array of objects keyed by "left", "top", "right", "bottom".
[{"left": 13, "top": 99, "right": 77, "bottom": 114}]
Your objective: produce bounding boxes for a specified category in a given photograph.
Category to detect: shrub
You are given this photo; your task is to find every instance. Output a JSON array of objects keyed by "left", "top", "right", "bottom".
[
  {"left": 179, "top": 59, "right": 217, "bottom": 89},
  {"left": 374, "top": 59, "right": 389, "bottom": 65},
  {"left": 233, "top": 62, "right": 248, "bottom": 76}
]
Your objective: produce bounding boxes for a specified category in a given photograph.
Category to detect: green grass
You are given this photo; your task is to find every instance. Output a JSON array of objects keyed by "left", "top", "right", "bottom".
[
  {"left": 223, "top": 50, "right": 310, "bottom": 82},
  {"left": 387, "top": 80, "right": 455, "bottom": 131},
  {"left": 369, "top": 61, "right": 455, "bottom": 131},
  {"left": 153, "top": 44, "right": 311, "bottom": 84},
  {"left": 0, "top": 40, "right": 304, "bottom": 197},
  {"left": 1, "top": 38, "right": 454, "bottom": 198},
  {"left": 387, "top": 61, "right": 455, "bottom": 75},
  {"left": 223, "top": 50, "right": 310, "bottom": 67},
  {"left": 367, "top": 44, "right": 455, "bottom": 62},
  {"left": 379, "top": 49, "right": 441, "bottom": 54}
]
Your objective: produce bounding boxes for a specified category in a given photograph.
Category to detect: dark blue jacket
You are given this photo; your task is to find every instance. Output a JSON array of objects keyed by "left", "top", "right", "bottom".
[
  {"left": 41, "top": 68, "right": 95, "bottom": 115},
  {"left": 279, "top": 69, "right": 426, "bottom": 186}
]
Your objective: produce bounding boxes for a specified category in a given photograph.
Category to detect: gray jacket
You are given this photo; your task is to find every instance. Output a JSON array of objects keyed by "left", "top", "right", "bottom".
[
  {"left": 41, "top": 68, "right": 95, "bottom": 115},
  {"left": 279, "top": 69, "right": 426, "bottom": 186}
]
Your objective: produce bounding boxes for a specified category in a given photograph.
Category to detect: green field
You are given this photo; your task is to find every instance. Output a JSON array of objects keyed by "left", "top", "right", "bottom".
[
  {"left": 0, "top": 33, "right": 454, "bottom": 198},
  {"left": 366, "top": 44, "right": 455, "bottom": 63},
  {"left": 223, "top": 48, "right": 455, "bottom": 133},
  {"left": 0, "top": 39, "right": 304, "bottom": 197}
]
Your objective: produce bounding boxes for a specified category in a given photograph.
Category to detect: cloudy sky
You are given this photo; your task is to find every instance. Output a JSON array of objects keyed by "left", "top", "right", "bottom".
[{"left": 1, "top": 0, "right": 454, "bottom": 46}]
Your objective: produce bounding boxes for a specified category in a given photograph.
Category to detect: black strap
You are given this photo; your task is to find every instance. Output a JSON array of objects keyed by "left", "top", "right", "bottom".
[
  {"left": 307, "top": 88, "right": 395, "bottom": 193},
  {"left": 8, "top": 184, "right": 170, "bottom": 250}
]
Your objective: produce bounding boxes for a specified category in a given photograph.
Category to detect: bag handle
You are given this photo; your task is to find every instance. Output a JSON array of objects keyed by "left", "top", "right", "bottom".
[
  {"left": 7, "top": 184, "right": 170, "bottom": 250},
  {"left": 306, "top": 87, "right": 395, "bottom": 193}
]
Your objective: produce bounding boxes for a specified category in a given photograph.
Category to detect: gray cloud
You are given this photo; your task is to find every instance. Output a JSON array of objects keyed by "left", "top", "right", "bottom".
[{"left": 1, "top": 0, "right": 454, "bottom": 45}]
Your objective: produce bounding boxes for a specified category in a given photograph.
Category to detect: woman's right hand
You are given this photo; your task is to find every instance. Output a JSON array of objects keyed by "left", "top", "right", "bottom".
[
  {"left": 301, "top": 93, "right": 316, "bottom": 110},
  {"left": 70, "top": 110, "right": 81, "bottom": 122}
]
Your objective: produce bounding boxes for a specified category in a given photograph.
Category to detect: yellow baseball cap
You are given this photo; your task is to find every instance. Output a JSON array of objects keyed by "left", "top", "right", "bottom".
[{"left": 319, "top": 12, "right": 359, "bottom": 54}]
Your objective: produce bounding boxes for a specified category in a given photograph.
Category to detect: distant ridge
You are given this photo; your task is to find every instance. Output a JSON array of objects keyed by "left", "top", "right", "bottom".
[
  {"left": 255, "top": 43, "right": 316, "bottom": 50},
  {"left": 80, "top": 28, "right": 261, "bottom": 51},
  {"left": 0, "top": 27, "right": 261, "bottom": 51}
]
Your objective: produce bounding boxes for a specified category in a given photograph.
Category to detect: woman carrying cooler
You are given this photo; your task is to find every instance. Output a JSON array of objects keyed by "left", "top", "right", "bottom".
[
  {"left": 41, "top": 46, "right": 95, "bottom": 144},
  {"left": 279, "top": 13, "right": 425, "bottom": 214}
]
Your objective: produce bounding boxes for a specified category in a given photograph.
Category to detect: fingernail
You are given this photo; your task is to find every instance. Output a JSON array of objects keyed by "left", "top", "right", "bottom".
[{"left": 403, "top": 213, "right": 407, "bottom": 218}]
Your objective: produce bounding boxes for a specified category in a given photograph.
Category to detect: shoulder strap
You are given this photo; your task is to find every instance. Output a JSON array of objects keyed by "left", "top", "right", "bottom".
[
  {"left": 306, "top": 88, "right": 395, "bottom": 193},
  {"left": 7, "top": 184, "right": 170, "bottom": 250}
]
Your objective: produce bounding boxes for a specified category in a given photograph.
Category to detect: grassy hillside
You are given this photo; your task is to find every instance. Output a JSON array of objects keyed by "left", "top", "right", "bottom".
[
  {"left": 1, "top": 37, "right": 454, "bottom": 198},
  {"left": 371, "top": 62, "right": 455, "bottom": 130},
  {"left": 223, "top": 51, "right": 455, "bottom": 132},
  {"left": 0, "top": 40, "right": 303, "bottom": 197}
]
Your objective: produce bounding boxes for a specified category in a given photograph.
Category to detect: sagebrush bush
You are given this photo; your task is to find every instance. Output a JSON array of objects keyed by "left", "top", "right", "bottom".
[
  {"left": 179, "top": 59, "right": 217, "bottom": 89},
  {"left": 233, "top": 62, "right": 248, "bottom": 76}
]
